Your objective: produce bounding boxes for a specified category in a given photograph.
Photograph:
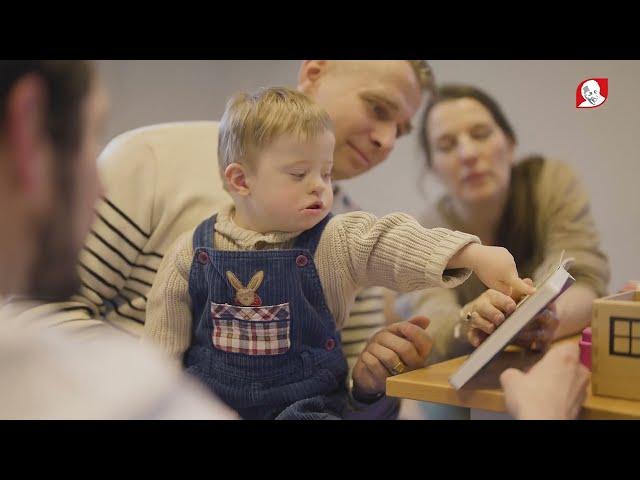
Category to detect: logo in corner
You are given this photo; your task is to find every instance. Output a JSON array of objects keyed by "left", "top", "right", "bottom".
[{"left": 576, "top": 78, "right": 608, "bottom": 108}]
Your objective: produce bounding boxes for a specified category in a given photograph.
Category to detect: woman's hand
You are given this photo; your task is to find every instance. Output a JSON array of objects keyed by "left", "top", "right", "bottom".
[{"left": 463, "top": 279, "right": 559, "bottom": 352}]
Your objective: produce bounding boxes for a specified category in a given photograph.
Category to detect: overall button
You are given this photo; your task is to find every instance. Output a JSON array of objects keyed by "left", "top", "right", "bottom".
[
  {"left": 197, "top": 250, "right": 210, "bottom": 265},
  {"left": 325, "top": 338, "right": 336, "bottom": 351},
  {"left": 295, "top": 254, "right": 308, "bottom": 267}
]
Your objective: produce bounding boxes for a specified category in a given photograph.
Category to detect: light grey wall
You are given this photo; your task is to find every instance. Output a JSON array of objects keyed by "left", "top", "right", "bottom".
[{"left": 96, "top": 60, "right": 640, "bottom": 291}]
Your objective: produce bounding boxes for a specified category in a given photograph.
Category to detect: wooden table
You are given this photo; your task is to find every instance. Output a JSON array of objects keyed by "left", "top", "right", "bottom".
[{"left": 386, "top": 336, "right": 640, "bottom": 419}]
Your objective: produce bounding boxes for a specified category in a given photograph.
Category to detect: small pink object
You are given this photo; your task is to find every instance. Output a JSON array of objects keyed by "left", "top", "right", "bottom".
[{"left": 579, "top": 327, "right": 592, "bottom": 371}]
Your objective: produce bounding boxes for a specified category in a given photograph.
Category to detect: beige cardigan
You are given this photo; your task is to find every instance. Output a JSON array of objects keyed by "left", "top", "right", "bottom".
[{"left": 409, "top": 159, "right": 611, "bottom": 363}]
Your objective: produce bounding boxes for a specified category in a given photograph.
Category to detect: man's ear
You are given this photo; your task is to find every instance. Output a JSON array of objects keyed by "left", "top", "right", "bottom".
[
  {"left": 224, "top": 162, "right": 252, "bottom": 196},
  {"left": 4, "top": 74, "right": 50, "bottom": 197},
  {"left": 297, "top": 60, "right": 330, "bottom": 95}
]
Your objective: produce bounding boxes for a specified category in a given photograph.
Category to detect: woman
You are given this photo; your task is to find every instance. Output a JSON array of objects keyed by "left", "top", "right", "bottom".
[{"left": 411, "top": 84, "right": 610, "bottom": 363}]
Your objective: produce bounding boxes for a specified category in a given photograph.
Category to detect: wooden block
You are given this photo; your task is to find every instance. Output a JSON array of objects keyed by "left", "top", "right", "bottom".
[{"left": 592, "top": 291, "right": 640, "bottom": 401}]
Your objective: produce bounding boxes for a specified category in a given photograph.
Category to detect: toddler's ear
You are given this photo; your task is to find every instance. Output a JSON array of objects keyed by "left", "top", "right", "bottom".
[{"left": 224, "top": 163, "right": 250, "bottom": 196}]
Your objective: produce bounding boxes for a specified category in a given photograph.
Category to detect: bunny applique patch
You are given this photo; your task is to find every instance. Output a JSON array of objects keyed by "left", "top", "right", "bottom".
[{"left": 226, "top": 270, "right": 264, "bottom": 307}]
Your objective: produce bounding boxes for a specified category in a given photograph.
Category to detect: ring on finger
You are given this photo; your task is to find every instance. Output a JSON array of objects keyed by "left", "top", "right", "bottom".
[{"left": 389, "top": 360, "right": 406, "bottom": 376}]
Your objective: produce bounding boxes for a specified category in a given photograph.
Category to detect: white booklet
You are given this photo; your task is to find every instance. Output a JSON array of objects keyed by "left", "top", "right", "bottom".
[{"left": 449, "top": 253, "right": 575, "bottom": 390}]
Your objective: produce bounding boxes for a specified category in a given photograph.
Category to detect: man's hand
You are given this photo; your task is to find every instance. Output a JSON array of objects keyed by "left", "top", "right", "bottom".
[{"left": 352, "top": 316, "right": 432, "bottom": 396}]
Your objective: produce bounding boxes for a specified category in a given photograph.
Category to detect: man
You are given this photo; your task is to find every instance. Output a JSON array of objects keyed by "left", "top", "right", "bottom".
[{"left": 0, "top": 60, "right": 236, "bottom": 419}]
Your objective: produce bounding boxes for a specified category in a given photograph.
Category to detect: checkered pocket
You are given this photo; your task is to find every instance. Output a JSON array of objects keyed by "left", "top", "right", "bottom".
[{"left": 211, "top": 302, "right": 291, "bottom": 355}]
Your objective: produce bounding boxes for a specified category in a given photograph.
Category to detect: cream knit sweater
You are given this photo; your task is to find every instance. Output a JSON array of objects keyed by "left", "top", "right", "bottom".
[{"left": 144, "top": 201, "right": 480, "bottom": 357}]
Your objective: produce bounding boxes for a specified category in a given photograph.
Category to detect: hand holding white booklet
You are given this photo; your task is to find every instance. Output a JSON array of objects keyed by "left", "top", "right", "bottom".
[{"left": 449, "top": 254, "right": 575, "bottom": 390}]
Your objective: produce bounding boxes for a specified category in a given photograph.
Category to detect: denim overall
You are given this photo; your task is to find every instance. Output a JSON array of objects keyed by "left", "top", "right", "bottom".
[{"left": 183, "top": 213, "right": 349, "bottom": 419}]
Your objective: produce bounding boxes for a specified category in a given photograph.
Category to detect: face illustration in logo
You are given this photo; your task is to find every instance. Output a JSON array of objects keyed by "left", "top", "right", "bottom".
[
  {"left": 578, "top": 79, "right": 607, "bottom": 108},
  {"left": 583, "top": 80, "right": 602, "bottom": 105}
]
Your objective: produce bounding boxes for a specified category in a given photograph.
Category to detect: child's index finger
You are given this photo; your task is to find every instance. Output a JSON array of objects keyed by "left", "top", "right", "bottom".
[{"left": 512, "top": 276, "right": 536, "bottom": 298}]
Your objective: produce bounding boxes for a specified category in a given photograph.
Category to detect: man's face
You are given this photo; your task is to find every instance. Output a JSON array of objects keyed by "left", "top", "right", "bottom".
[
  {"left": 301, "top": 61, "right": 423, "bottom": 180},
  {"left": 28, "top": 79, "right": 109, "bottom": 299},
  {"left": 583, "top": 83, "right": 601, "bottom": 105}
]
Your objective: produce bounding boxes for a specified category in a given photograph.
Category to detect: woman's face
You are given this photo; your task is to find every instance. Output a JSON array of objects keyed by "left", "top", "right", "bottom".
[{"left": 426, "top": 97, "right": 515, "bottom": 205}]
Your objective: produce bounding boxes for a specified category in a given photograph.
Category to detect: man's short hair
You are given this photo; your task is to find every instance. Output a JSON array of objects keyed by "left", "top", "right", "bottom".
[{"left": 407, "top": 60, "right": 436, "bottom": 94}]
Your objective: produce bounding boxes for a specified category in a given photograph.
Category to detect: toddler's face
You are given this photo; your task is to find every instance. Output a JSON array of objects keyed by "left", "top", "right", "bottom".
[{"left": 245, "top": 131, "right": 335, "bottom": 233}]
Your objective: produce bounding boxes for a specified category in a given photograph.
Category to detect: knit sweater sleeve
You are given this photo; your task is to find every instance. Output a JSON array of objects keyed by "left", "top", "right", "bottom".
[
  {"left": 143, "top": 230, "right": 195, "bottom": 359},
  {"left": 314, "top": 211, "right": 480, "bottom": 328}
]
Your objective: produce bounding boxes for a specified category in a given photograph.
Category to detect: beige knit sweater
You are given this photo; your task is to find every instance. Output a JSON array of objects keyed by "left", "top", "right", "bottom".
[
  {"left": 406, "top": 158, "right": 611, "bottom": 364},
  {"left": 144, "top": 202, "right": 480, "bottom": 357}
]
